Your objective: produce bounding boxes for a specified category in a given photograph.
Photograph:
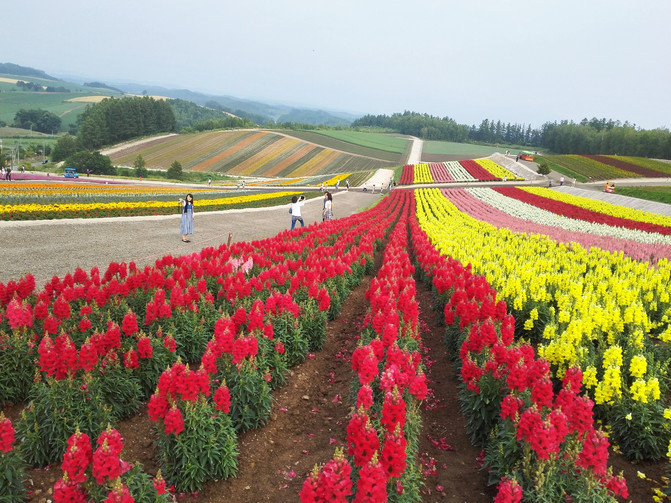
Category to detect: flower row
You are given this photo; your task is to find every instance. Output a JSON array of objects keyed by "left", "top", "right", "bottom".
[
  {"left": 414, "top": 187, "right": 671, "bottom": 461},
  {"left": 520, "top": 186, "right": 671, "bottom": 228},
  {"left": 408, "top": 190, "right": 628, "bottom": 501},
  {"left": 467, "top": 188, "right": 671, "bottom": 251},
  {"left": 0, "top": 191, "right": 301, "bottom": 220},
  {"left": 0, "top": 191, "right": 405, "bottom": 495},
  {"left": 398, "top": 159, "right": 519, "bottom": 185},
  {"left": 447, "top": 187, "right": 671, "bottom": 263},
  {"left": 302, "top": 192, "right": 428, "bottom": 502}
]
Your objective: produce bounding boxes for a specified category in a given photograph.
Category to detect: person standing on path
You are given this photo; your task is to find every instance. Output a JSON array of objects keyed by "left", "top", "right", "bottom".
[
  {"left": 346, "top": 179, "right": 350, "bottom": 191},
  {"left": 289, "top": 195, "right": 306, "bottom": 230},
  {"left": 322, "top": 192, "right": 333, "bottom": 221},
  {"left": 179, "top": 194, "right": 195, "bottom": 242}
]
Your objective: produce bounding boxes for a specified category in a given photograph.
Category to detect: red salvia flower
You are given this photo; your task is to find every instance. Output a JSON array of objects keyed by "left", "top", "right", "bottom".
[
  {"left": 53, "top": 477, "right": 88, "bottom": 503},
  {"left": 353, "top": 455, "right": 387, "bottom": 503},
  {"left": 213, "top": 384, "right": 231, "bottom": 413},
  {"left": 121, "top": 311, "right": 139, "bottom": 336},
  {"left": 164, "top": 406, "right": 185, "bottom": 436},
  {"left": 0, "top": 413, "right": 16, "bottom": 453}
]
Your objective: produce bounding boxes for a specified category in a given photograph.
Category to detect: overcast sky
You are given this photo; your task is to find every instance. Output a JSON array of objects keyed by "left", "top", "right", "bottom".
[{"left": 4, "top": 0, "right": 670, "bottom": 129}]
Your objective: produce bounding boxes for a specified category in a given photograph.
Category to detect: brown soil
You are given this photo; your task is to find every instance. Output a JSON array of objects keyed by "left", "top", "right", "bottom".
[{"left": 8, "top": 275, "right": 665, "bottom": 503}]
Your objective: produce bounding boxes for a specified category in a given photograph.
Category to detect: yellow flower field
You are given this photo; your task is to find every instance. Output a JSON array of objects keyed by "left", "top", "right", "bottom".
[{"left": 414, "top": 188, "right": 671, "bottom": 410}]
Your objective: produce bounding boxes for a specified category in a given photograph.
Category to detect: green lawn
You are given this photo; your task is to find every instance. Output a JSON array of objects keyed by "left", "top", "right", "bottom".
[
  {"left": 0, "top": 73, "right": 122, "bottom": 131},
  {"left": 311, "top": 130, "right": 409, "bottom": 154},
  {"left": 422, "top": 140, "right": 510, "bottom": 157},
  {"left": 277, "top": 130, "right": 403, "bottom": 163},
  {"left": 615, "top": 186, "right": 671, "bottom": 205}
]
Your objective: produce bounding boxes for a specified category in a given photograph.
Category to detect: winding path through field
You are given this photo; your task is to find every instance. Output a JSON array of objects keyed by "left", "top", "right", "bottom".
[{"left": 406, "top": 136, "right": 423, "bottom": 164}]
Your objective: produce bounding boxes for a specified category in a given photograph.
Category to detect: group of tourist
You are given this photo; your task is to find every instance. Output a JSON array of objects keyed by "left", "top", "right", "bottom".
[{"left": 177, "top": 190, "right": 336, "bottom": 242}]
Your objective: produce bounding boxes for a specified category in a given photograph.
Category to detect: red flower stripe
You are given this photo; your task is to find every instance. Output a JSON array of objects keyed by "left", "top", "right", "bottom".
[{"left": 495, "top": 186, "right": 671, "bottom": 235}]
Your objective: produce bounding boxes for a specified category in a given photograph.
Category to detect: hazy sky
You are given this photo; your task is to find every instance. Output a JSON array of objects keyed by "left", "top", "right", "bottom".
[{"left": 4, "top": 0, "right": 670, "bottom": 129}]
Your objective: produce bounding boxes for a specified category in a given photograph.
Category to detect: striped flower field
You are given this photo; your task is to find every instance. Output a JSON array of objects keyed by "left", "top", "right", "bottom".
[
  {"left": 108, "top": 130, "right": 394, "bottom": 178},
  {"left": 0, "top": 182, "right": 302, "bottom": 221},
  {"left": 398, "top": 159, "right": 521, "bottom": 184},
  {"left": 3, "top": 183, "right": 671, "bottom": 501}
]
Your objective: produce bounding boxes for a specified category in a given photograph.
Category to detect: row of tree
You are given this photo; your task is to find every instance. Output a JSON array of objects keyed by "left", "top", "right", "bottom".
[
  {"left": 13, "top": 109, "right": 62, "bottom": 134},
  {"left": 15, "top": 80, "right": 70, "bottom": 93},
  {"left": 352, "top": 111, "right": 671, "bottom": 159},
  {"left": 76, "top": 96, "right": 176, "bottom": 150}
]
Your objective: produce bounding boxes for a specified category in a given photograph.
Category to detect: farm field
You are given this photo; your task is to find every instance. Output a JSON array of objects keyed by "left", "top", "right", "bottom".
[
  {"left": 2, "top": 183, "right": 671, "bottom": 501},
  {"left": 542, "top": 154, "right": 671, "bottom": 181},
  {"left": 421, "top": 140, "right": 512, "bottom": 161},
  {"left": 0, "top": 76, "right": 123, "bottom": 132},
  {"left": 303, "top": 130, "right": 410, "bottom": 154},
  {"left": 399, "top": 159, "right": 521, "bottom": 184},
  {"left": 273, "top": 130, "right": 406, "bottom": 163},
  {"left": 107, "top": 130, "right": 396, "bottom": 180}
]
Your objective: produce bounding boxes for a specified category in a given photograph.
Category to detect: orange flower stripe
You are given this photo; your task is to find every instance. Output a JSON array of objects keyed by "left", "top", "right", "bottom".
[
  {"left": 191, "top": 131, "right": 268, "bottom": 171},
  {"left": 291, "top": 149, "right": 342, "bottom": 178},
  {"left": 233, "top": 137, "right": 301, "bottom": 176},
  {"left": 262, "top": 144, "right": 316, "bottom": 178}
]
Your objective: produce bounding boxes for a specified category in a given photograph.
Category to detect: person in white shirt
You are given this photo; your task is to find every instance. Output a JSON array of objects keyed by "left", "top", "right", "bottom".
[
  {"left": 322, "top": 192, "right": 333, "bottom": 221},
  {"left": 289, "top": 195, "right": 306, "bottom": 230}
]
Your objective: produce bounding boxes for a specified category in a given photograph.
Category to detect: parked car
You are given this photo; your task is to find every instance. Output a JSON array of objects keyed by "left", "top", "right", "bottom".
[{"left": 64, "top": 168, "right": 79, "bottom": 178}]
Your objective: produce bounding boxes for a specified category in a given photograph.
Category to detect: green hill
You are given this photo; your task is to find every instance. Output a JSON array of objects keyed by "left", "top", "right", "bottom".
[{"left": 107, "top": 130, "right": 396, "bottom": 180}]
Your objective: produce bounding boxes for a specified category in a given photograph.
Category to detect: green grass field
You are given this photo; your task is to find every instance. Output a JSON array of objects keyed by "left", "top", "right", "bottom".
[
  {"left": 614, "top": 186, "right": 671, "bottom": 205},
  {"left": 276, "top": 130, "right": 403, "bottom": 163},
  {"left": 309, "top": 130, "right": 409, "bottom": 154},
  {"left": 421, "top": 140, "right": 511, "bottom": 157},
  {"left": 535, "top": 155, "right": 588, "bottom": 182},
  {"left": 0, "top": 73, "right": 123, "bottom": 131}
]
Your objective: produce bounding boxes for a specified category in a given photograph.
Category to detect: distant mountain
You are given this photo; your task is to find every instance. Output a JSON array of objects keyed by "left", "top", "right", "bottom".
[
  {"left": 115, "top": 83, "right": 358, "bottom": 127},
  {"left": 0, "top": 63, "right": 59, "bottom": 81},
  {"left": 83, "top": 82, "right": 124, "bottom": 94},
  {"left": 1, "top": 62, "right": 360, "bottom": 128}
]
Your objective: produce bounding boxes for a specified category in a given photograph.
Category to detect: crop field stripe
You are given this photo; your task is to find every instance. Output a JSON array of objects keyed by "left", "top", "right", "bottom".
[
  {"left": 186, "top": 131, "right": 254, "bottom": 170},
  {"left": 547, "top": 155, "right": 638, "bottom": 180},
  {"left": 583, "top": 155, "right": 668, "bottom": 178},
  {"left": 191, "top": 131, "right": 268, "bottom": 171},
  {"left": 289, "top": 149, "right": 343, "bottom": 178},
  {"left": 253, "top": 140, "right": 308, "bottom": 177},
  {"left": 225, "top": 134, "right": 283, "bottom": 175},
  {"left": 230, "top": 137, "right": 301, "bottom": 176},
  {"left": 230, "top": 136, "right": 289, "bottom": 176},
  {"left": 264, "top": 144, "right": 317, "bottom": 178},
  {"left": 616, "top": 156, "right": 671, "bottom": 176},
  {"left": 251, "top": 143, "right": 309, "bottom": 178},
  {"left": 111, "top": 131, "right": 247, "bottom": 169},
  {"left": 278, "top": 147, "right": 327, "bottom": 178}
]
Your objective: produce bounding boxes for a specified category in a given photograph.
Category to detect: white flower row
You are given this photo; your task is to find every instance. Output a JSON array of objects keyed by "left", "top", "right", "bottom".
[
  {"left": 443, "top": 161, "right": 476, "bottom": 181},
  {"left": 466, "top": 188, "right": 671, "bottom": 246}
]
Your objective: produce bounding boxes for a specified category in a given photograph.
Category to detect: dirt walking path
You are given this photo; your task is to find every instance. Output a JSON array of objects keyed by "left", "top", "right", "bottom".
[{"left": 0, "top": 190, "right": 381, "bottom": 287}]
